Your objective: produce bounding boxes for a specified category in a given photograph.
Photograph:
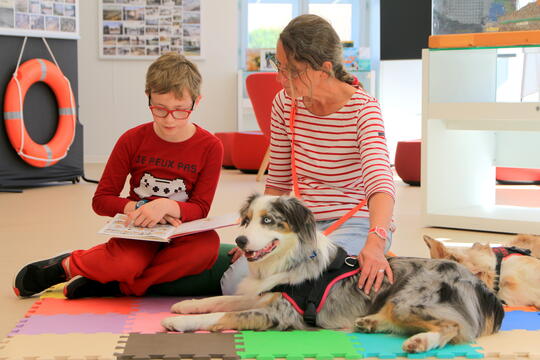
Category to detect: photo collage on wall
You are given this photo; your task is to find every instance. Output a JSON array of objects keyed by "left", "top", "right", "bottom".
[
  {"left": 100, "top": 0, "right": 201, "bottom": 59},
  {"left": 0, "top": 0, "right": 78, "bottom": 38}
]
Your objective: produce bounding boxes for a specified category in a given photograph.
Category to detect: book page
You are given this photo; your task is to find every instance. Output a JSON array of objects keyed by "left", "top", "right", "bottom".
[
  {"left": 98, "top": 214, "right": 175, "bottom": 242},
  {"left": 170, "top": 213, "right": 240, "bottom": 238}
]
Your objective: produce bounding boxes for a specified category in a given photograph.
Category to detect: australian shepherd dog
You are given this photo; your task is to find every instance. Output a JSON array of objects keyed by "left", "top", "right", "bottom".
[
  {"left": 162, "top": 195, "right": 504, "bottom": 353},
  {"left": 425, "top": 234, "right": 540, "bottom": 309}
]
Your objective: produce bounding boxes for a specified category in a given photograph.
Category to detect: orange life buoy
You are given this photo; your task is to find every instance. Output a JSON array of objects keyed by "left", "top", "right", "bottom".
[{"left": 3, "top": 58, "right": 76, "bottom": 168}]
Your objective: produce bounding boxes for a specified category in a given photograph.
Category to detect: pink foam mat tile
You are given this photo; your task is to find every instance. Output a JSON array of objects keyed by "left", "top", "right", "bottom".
[
  {"left": 476, "top": 330, "right": 540, "bottom": 359},
  {"left": 124, "top": 312, "right": 173, "bottom": 334},
  {"left": 0, "top": 333, "right": 121, "bottom": 360},
  {"left": 25, "top": 297, "right": 138, "bottom": 316},
  {"left": 8, "top": 314, "right": 130, "bottom": 336},
  {"left": 132, "top": 296, "right": 197, "bottom": 313}
]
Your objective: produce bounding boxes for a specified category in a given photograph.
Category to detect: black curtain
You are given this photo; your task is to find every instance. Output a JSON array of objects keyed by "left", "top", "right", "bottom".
[{"left": 0, "top": 35, "right": 83, "bottom": 188}]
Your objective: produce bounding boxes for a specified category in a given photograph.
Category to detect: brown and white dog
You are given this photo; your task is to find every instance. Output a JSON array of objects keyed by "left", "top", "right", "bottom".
[
  {"left": 162, "top": 195, "right": 504, "bottom": 353},
  {"left": 424, "top": 234, "right": 540, "bottom": 309}
]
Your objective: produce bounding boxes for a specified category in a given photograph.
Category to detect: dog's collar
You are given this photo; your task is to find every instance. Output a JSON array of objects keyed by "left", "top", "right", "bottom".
[{"left": 492, "top": 246, "right": 531, "bottom": 294}]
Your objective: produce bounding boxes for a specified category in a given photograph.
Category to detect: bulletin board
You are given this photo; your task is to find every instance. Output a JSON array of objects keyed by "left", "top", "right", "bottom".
[
  {"left": 99, "top": 0, "right": 202, "bottom": 59},
  {"left": 0, "top": 0, "right": 79, "bottom": 39}
]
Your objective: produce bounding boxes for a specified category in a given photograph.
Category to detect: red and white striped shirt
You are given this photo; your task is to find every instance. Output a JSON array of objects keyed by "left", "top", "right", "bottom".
[{"left": 266, "top": 88, "right": 395, "bottom": 221}]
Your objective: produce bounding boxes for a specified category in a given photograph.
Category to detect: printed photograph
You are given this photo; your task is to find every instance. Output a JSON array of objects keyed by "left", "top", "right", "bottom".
[
  {"left": 131, "top": 35, "right": 145, "bottom": 45},
  {"left": 183, "top": 35, "right": 200, "bottom": 55},
  {"left": 146, "top": 46, "right": 159, "bottom": 55},
  {"left": 60, "top": 17, "right": 75, "bottom": 32},
  {"left": 15, "top": 13, "right": 29, "bottom": 29},
  {"left": 172, "top": 14, "right": 181, "bottom": 22},
  {"left": 124, "top": 23, "right": 144, "bottom": 35},
  {"left": 65, "top": 0, "right": 76, "bottom": 3},
  {"left": 103, "top": 5, "right": 122, "bottom": 21},
  {"left": 29, "top": 0, "right": 40, "bottom": 13},
  {"left": 159, "top": 34, "right": 169, "bottom": 42},
  {"left": 158, "top": 25, "right": 170, "bottom": 35},
  {"left": 145, "top": 17, "right": 157, "bottom": 25},
  {"left": 30, "top": 14, "right": 44, "bottom": 30},
  {"left": 170, "top": 36, "right": 181, "bottom": 46},
  {"left": 103, "top": 20, "right": 122, "bottom": 35},
  {"left": 117, "top": 35, "right": 130, "bottom": 45},
  {"left": 146, "top": 35, "right": 158, "bottom": 45},
  {"left": 129, "top": 0, "right": 145, "bottom": 4},
  {"left": 15, "top": 0, "right": 28, "bottom": 13},
  {"left": 118, "top": 47, "right": 130, "bottom": 56},
  {"left": 145, "top": 25, "right": 157, "bottom": 34},
  {"left": 259, "top": 49, "right": 276, "bottom": 71},
  {"left": 103, "top": 46, "right": 117, "bottom": 55},
  {"left": 146, "top": 0, "right": 160, "bottom": 4},
  {"left": 183, "top": 11, "right": 199, "bottom": 24},
  {"left": 45, "top": 15, "right": 59, "bottom": 31},
  {"left": 171, "top": 24, "right": 181, "bottom": 35},
  {"left": 41, "top": 2, "right": 52, "bottom": 15},
  {"left": 182, "top": 23, "right": 199, "bottom": 37},
  {"left": 103, "top": 35, "right": 116, "bottom": 45},
  {"left": 162, "top": 0, "right": 174, "bottom": 5},
  {"left": 159, "top": 6, "right": 171, "bottom": 17},
  {"left": 183, "top": 0, "right": 199, "bottom": 12},
  {"left": 174, "top": 0, "right": 181, "bottom": 5},
  {"left": 0, "top": 6, "right": 14, "bottom": 28},
  {"left": 145, "top": 5, "right": 158, "bottom": 16},
  {"left": 160, "top": 44, "right": 169, "bottom": 53},
  {"left": 53, "top": 2, "right": 63, "bottom": 16},
  {"left": 131, "top": 46, "right": 145, "bottom": 55},
  {"left": 64, "top": 4, "right": 75, "bottom": 17},
  {"left": 170, "top": 45, "right": 180, "bottom": 53},
  {"left": 124, "top": 6, "right": 144, "bottom": 21},
  {"left": 103, "top": 0, "right": 115, "bottom": 3},
  {"left": 159, "top": 16, "right": 171, "bottom": 25}
]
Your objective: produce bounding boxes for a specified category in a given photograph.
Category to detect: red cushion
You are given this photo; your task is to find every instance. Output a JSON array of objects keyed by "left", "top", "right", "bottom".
[
  {"left": 231, "top": 132, "right": 269, "bottom": 171},
  {"left": 245, "top": 73, "right": 282, "bottom": 138},
  {"left": 394, "top": 140, "right": 421, "bottom": 185},
  {"left": 496, "top": 167, "right": 540, "bottom": 183},
  {"left": 214, "top": 132, "right": 235, "bottom": 168}
]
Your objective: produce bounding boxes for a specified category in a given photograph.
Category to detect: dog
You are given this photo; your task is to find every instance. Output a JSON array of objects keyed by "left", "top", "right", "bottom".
[
  {"left": 162, "top": 194, "right": 504, "bottom": 353},
  {"left": 424, "top": 235, "right": 540, "bottom": 309}
]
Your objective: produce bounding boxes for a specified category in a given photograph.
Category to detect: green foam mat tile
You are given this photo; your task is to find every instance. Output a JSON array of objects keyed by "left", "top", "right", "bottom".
[
  {"left": 234, "top": 330, "right": 362, "bottom": 360},
  {"left": 348, "top": 333, "right": 484, "bottom": 359}
]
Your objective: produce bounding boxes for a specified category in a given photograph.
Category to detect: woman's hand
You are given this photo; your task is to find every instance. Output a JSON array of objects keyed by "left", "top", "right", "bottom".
[
  {"left": 228, "top": 247, "right": 244, "bottom": 263},
  {"left": 125, "top": 198, "right": 178, "bottom": 228},
  {"left": 357, "top": 234, "right": 394, "bottom": 295}
]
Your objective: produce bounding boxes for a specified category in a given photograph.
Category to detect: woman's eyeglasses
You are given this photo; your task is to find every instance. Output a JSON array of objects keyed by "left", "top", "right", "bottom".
[
  {"left": 268, "top": 55, "right": 307, "bottom": 79},
  {"left": 148, "top": 97, "right": 194, "bottom": 120}
]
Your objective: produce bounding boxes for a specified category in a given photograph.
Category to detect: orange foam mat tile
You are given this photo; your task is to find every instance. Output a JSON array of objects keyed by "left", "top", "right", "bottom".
[
  {"left": 504, "top": 306, "right": 538, "bottom": 312},
  {"left": 0, "top": 333, "right": 121, "bottom": 360},
  {"left": 476, "top": 330, "right": 540, "bottom": 359}
]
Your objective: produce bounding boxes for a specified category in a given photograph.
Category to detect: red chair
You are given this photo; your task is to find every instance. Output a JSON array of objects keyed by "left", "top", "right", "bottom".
[
  {"left": 245, "top": 72, "right": 283, "bottom": 181},
  {"left": 395, "top": 140, "right": 421, "bottom": 186}
]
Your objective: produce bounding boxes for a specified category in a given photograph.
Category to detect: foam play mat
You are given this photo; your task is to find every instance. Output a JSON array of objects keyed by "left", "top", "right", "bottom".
[{"left": 0, "top": 286, "right": 539, "bottom": 360}]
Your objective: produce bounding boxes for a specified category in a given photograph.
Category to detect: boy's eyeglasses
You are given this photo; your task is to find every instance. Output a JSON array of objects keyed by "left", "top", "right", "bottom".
[
  {"left": 268, "top": 54, "right": 307, "bottom": 79},
  {"left": 148, "top": 96, "right": 194, "bottom": 120}
]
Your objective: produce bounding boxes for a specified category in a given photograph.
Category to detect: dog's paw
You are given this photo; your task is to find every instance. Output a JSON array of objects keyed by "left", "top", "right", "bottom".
[
  {"left": 161, "top": 316, "right": 189, "bottom": 332},
  {"left": 171, "top": 299, "right": 207, "bottom": 314},
  {"left": 354, "top": 316, "right": 379, "bottom": 333},
  {"left": 402, "top": 332, "right": 439, "bottom": 353}
]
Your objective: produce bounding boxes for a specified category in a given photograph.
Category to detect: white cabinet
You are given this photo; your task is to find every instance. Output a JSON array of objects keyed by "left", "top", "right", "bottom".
[{"left": 421, "top": 46, "right": 540, "bottom": 233}]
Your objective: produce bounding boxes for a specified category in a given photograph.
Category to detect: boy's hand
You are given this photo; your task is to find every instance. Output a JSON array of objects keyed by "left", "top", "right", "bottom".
[
  {"left": 159, "top": 215, "right": 182, "bottom": 227},
  {"left": 125, "top": 198, "right": 179, "bottom": 228}
]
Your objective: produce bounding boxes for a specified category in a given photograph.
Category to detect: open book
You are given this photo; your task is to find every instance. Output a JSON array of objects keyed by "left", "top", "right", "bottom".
[{"left": 98, "top": 213, "right": 239, "bottom": 242}]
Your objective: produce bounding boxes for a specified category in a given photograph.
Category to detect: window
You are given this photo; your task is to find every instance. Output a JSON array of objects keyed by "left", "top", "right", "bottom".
[{"left": 240, "top": 0, "right": 362, "bottom": 71}]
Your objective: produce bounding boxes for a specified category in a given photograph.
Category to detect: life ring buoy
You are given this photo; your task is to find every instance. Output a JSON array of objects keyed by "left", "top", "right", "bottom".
[{"left": 3, "top": 58, "right": 76, "bottom": 168}]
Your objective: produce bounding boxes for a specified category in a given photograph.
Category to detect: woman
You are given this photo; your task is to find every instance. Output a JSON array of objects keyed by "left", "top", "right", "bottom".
[{"left": 223, "top": 14, "right": 395, "bottom": 296}]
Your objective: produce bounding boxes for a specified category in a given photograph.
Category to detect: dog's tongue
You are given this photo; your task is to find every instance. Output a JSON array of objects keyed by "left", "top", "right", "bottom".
[{"left": 245, "top": 239, "right": 279, "bottom": 261}]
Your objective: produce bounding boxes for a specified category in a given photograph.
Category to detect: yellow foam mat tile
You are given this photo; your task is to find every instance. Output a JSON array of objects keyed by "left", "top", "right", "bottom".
[
  {"left": 476, "top": 330, "right": 540, "bottom": 359},
  {"left": 40, "top": 283, "right": 67, "bottom": 299},
  {"left": 0, "top": 333, "right": 121, "bottom": 360}
]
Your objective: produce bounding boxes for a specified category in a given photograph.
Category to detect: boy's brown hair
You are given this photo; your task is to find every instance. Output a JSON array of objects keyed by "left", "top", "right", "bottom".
[{"left": 145, "top": 52, "right": 202, "bottom": 101}]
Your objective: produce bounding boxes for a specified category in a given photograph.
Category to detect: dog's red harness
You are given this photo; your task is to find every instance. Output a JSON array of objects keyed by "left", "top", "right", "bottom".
[
  {"left": 492, "top": 246, "right": 532, "bottom": 294},
  {"left": 270, "top": 247, "right": 360, "bottom": 326}
]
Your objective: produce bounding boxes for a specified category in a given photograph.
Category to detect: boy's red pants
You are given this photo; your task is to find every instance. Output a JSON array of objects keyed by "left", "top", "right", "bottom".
[{"left": 66, "top": 230, "right": 220, "bottom": 296}]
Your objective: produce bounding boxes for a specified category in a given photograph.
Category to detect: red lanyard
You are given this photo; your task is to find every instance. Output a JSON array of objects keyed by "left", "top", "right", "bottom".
[{"left": 288, "top": 100, "right": 367, "bottom": 236}]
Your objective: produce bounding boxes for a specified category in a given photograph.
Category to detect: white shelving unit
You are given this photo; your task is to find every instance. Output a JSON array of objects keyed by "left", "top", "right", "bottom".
[{"left": 421, "top": 46, "right": 540, "bottom": 234}]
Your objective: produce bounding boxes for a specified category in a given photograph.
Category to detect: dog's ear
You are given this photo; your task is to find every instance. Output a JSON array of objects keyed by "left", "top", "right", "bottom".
[
  {"left": 239, "top": 193, "right": 260, "bottom": 219},
  {"left": 472, "top": 242, "right": 491, "bottom": 252},
  {"left": 424, "top": 235, "right": 450, "bottom": 259},
  {"left": 273, "top": 196, "right": 316, "bottom": 243}
]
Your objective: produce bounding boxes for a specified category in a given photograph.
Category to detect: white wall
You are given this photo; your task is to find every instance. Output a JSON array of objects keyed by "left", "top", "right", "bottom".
[
  {"left": 79, "top": 0, "right": 239, "bottom": 162},
  {"left": 379, "top": 59, "right": 423, "bottom": 162}
]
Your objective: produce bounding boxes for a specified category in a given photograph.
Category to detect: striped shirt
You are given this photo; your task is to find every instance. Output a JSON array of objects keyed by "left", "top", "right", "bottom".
[{"left": 266, "top": 88, "right": 395, "bottom": 221}]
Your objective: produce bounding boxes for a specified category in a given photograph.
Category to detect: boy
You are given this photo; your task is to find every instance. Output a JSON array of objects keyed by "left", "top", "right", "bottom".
[{"left": 14, "top": 53, "right": 223, "bottom": 299}]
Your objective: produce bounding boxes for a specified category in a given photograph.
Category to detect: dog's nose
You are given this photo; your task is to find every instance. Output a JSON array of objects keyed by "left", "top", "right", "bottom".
[{"left": 235, "top": 235, "right": 248, "bottom": 249}]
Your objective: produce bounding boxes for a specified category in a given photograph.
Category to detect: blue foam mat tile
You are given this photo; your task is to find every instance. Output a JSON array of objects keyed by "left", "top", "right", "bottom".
[
  {"left": 348, "top": 333, "right": 484, "bottom": 359},
  {"left": 500, "top": 310, "right": 540, "bottom": 331}
]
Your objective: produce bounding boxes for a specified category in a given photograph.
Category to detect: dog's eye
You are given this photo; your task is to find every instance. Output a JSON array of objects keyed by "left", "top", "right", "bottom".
[
  {"left": 262, "top": 216, "right": 273, "bottom": 224},
  {"left": 241, "top": 217, "right": 250, "bottom": 226}
]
